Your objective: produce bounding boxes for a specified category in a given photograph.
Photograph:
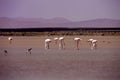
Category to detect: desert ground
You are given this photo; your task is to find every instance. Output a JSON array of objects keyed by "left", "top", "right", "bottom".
[{"left": 0, "top": 36, "right": 120, "bottom": 80}]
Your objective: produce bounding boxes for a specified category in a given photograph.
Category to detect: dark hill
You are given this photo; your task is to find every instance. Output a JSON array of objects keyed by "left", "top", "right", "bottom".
[{"left": 0, "top": 17, "right": 120, "bottom": 29}]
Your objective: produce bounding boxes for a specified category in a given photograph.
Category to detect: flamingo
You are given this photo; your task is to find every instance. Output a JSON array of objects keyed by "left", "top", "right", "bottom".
[
  {"left": 26, "top": 48, "right": 32, "bottom": 54},
  {"left": 45, "top": 39, "right": 52, "bottom": 49},
  {"left": 58, "top": 37, "right": 65, "bottom": 49},
  {"left": 54, "top": 37, "right": 58, "bottom": 44},
  {"left": 8, "top": 37, "right": 13, "bottom": 44},
  {"left": 74, "top": 38, "right": 82, "bottom": 50},
  {"left": 4, "top": 50, "right": 8, "bottom": 56},
  {"left": 88, "top": 39, "right": 97, "bottom": 50}
]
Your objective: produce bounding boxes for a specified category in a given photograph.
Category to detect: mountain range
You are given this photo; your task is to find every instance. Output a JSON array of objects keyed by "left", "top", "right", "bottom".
[{"left": 0, "top": 17, "right": 120, "bottom": 29}]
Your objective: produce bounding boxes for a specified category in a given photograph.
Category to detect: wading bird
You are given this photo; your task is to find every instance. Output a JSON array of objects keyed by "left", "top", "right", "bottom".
[
  {"left": 4, "top": 50, "right": 8, "bottom": 56},
  {"left": 8, "top": 37, "right": 13, "bottom": 44},
  {"left": 54, "top": 37, "right": 58, "bottom": 44},
  {"left": 58, "top": 37, "right": 65, "bottom": 49},
  {"left": 45, "top": 39, "right": 52, "bottom": 49},
  {"left": 74, "top": 38, "right": 82, "bottom": 50},
  {"left": 26, "top": 48, "right": 32, "bottom": 54},
  {"left": 88, "top": 39, "right": 97, "bottom": 50}
]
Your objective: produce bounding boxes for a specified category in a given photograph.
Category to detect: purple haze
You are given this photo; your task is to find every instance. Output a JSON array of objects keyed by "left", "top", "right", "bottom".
[{"left": 0, "top": 0, "right": 120, "bottom": 21}]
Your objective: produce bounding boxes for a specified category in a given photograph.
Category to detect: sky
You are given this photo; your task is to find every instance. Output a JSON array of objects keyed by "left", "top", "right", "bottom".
[{"left": 0, "top": 0, "right": 120, "bottom": 21}]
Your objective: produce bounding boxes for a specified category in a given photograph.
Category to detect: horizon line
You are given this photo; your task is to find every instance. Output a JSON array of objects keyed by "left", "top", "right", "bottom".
[{"left": 0, "top": 17, "right": 120, "bottom": 21}]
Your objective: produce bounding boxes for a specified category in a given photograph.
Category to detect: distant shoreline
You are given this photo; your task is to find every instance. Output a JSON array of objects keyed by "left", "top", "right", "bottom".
[
  {"left": 0, "top": 27, "right": 120, "bottom": 32},
  {"left": 0, "top": 28, "right": 120, "bottom": 36}
]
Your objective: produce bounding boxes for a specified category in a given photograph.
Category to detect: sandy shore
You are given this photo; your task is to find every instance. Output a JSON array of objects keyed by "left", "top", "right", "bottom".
[{"left": 0, "top": 36, "right": 120, "bottom": 48}]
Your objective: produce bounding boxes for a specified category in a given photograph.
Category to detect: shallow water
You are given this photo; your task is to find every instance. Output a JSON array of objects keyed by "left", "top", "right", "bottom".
[{"left": 0, "top": 36, "right": 120, "bottom": 80}]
